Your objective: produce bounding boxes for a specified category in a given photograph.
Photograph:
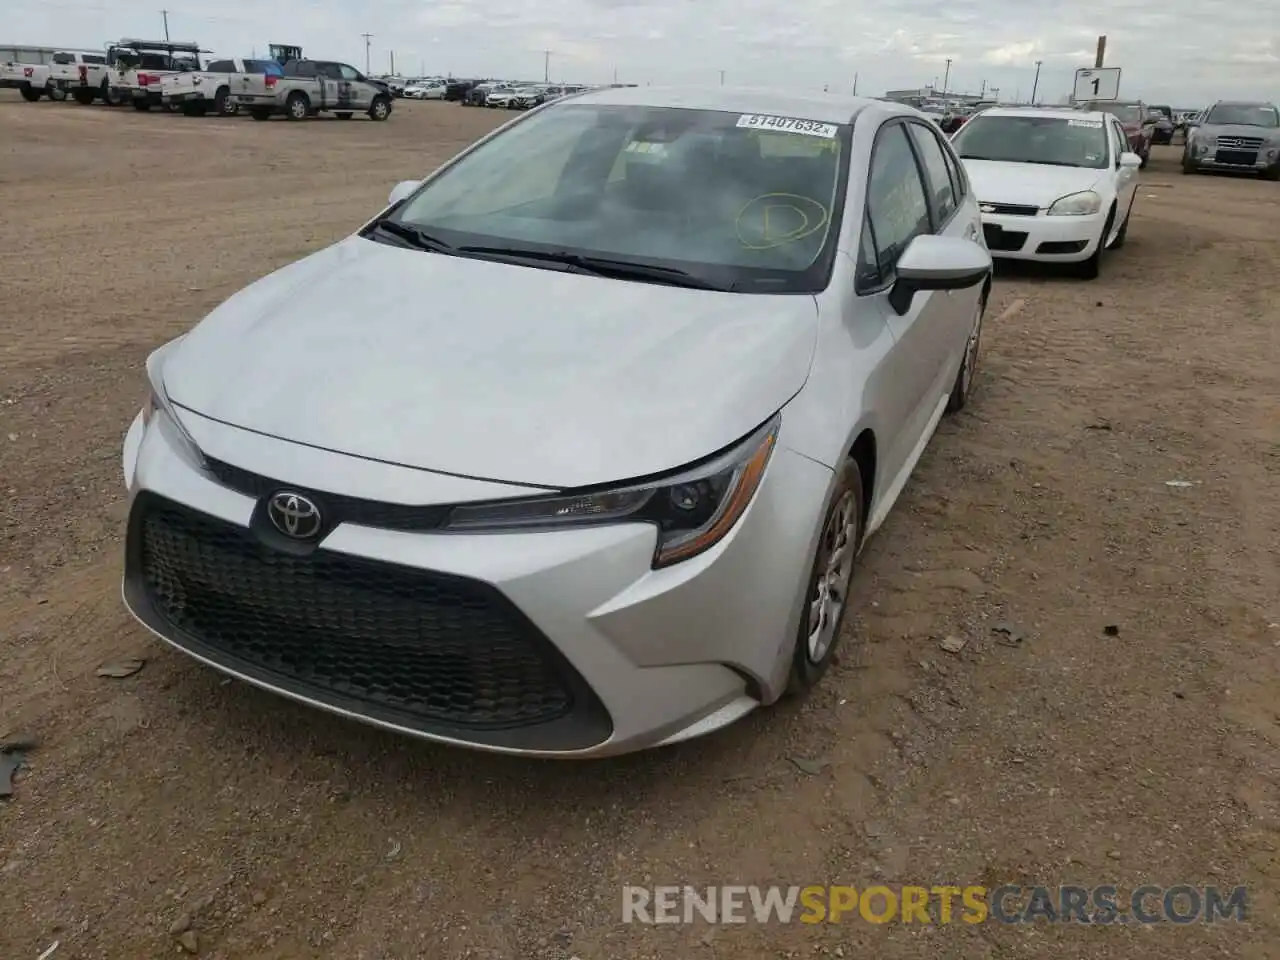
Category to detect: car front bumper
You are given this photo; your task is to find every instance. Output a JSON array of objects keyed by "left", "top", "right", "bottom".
[
  {"left": 1185, "top": 142, "right": 1280, "bottom": 172},
  {"left": 121, "top": 406, "right": 831, "bottom": 758},
  {"left": 980, "top": 210, "right": 1107, "bottom": 263}
]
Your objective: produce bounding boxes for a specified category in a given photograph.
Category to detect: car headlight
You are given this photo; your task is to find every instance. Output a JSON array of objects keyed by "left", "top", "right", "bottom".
[
  {"left": 445, "top": 415, "right": 780, "bottom": 568},
  {"left": 143, "top": 340, "right": 205, "bottom": 466},
  {"left": 1046, "top": 190, "right": 1102, "bottom": 216}
]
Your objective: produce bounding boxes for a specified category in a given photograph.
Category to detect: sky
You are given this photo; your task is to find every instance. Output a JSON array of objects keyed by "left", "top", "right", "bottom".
[{"left": 4, "top": 0, "right": 1277, "bottom": 107}]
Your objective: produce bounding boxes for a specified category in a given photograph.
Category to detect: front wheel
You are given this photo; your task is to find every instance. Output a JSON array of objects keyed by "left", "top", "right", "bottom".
[
  {"left": 368, "top": 95, "right": 391, "bottom": 121},
  {"left": 214, "top": 87, "right": 237, "bottom": 116},
  {"left": 102, "top": 83, "right": 123, "bottom": 106},
  {"left": 48, "top": 85, "right": 67, "bottom": 102},
  {"left": 786, "top": 461, "right": 865, "bottom": 695},
  {"left": 72, "top": 88, "right": 96, "bottom": 106}
]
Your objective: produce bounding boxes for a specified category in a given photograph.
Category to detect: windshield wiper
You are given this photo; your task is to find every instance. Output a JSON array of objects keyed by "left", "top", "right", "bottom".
[
  {"left": 453, "top": 246, "right": 730, "bottom": 290},
  {"left": 365, "top": 219, "right": 456, "bottom": 253}
]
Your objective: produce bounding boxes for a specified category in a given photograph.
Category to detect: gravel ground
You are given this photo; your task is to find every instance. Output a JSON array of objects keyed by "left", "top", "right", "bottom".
[{"left": 1, "top": 94, "right": 1278, "bottom": 960}]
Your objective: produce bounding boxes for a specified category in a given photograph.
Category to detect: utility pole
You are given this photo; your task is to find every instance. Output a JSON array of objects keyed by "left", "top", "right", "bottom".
[
  {"left": 161, "top": 10, "right": 170, "bottom": 42},
  {"left": 852, "top": 71, "right": 858, "bottom": 95},
  {"left": 1094, "top": 35, "right": 1107, "bottom": 68},
  {"left": 942, "top": 58, "right": 951, "bottom": 93},
  {"left": 1031, "top": 60, "right": 1042, "bottom": 104},
  {"left": 361, "top": 33, "right": 373, "bottom": 75},
  {"left": 543, "top": 50, "right": 550, "bottom": 83},
  {"left": 719, "top": 69, "right": 725, "bottom": 85},
  {"left": 390, "top": 51, "right": 395, "bottom": 75},
  {"left": 980, "top": 78, "right": 986, "bottom": 97},
  {"left": 613, "top": 66, "right": 618, "bottom": 83}
]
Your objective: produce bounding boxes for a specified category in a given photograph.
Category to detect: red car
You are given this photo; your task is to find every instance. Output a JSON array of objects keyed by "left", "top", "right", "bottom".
[{"left": 1078, "top": 99, "right": 1154, "bottom": 167}]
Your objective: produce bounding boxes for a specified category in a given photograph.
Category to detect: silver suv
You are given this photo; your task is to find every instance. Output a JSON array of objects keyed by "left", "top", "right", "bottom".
[{"left": 1182, "top": 100, "right": 1280, "bottom": 180}]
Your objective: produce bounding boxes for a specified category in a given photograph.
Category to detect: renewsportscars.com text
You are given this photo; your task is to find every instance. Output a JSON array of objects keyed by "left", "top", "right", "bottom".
[{"left": 622, "top": 884, "right": 1248, "bottom": 925}]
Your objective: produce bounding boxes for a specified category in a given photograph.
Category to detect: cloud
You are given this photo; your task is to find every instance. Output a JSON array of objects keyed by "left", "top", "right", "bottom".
[{"left": 5, "top": 0, "right": 1276, "bottom": 105}]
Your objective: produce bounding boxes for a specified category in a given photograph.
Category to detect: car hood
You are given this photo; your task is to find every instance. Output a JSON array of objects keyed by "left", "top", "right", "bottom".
[
  {"left": 963, "top": 159, "right": 1105, "bottom": 209},
  {"left": 1199, "top": 123, "right": 1280, "bottom": 140},
  {"left": 163, "top": 237, "right": 818, "bottom": 489}
]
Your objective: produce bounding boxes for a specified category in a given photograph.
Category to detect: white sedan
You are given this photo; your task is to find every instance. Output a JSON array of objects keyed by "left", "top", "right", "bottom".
[
  {"left": 121, "top": 86, "right": 991, "bottom": 757},
  {"left": 403, "top": 82, "right": 445, "bottom": 100},
  {"left": 950, "top": 107, "right": 1141, "bottom": 278}
]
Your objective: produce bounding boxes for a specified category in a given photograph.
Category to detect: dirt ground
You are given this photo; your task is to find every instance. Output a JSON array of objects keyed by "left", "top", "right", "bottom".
[{"left": 1, "top": 94, "right": 1278, "bottom": 960}]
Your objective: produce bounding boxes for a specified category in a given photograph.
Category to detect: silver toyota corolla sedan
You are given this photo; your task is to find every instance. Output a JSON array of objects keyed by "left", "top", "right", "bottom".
[{"left": 122, "top": 85, "right": 992, "bottom": 757}]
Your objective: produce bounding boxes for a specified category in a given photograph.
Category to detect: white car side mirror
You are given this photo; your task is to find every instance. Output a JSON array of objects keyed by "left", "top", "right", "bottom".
[
  {"left": 889, "top": 235, "right": 991, "bottom": 316},
  {"left": 1118, "top": 152, "right": 1143, "bottom": 169},
  {"left": 388, "top": 179, "right": 422, "bottom": 207}
]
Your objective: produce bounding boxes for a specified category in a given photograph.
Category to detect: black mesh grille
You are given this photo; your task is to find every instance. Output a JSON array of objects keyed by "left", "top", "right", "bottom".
[
  {"left": 983, "top": 224, "right": 1028, "bottom": 252},
  {"left": 983, "top": 203, "right": 1038, "bottom": 217},
  {"left": 126, "top": 493, "right": 611, "bottom": 748},
  {"left": 204, "top": 457, "right": 450, "bottom": 533}
]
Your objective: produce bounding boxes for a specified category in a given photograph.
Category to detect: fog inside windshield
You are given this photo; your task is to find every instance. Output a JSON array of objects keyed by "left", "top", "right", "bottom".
[
  {"left": 394, "top": 104, "right": 846, "bottom": 289},
  {"left": 952, "top": 115, "right": 1109, "bottom": 168},
  {"left": 1204, "top": 104, "right": 1280, "bottom": 127}
]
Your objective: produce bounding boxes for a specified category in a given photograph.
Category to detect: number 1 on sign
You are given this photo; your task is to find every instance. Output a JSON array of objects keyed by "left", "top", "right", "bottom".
[{"left": 1091, "top": 77, "right": 1100, "bottom": 94}]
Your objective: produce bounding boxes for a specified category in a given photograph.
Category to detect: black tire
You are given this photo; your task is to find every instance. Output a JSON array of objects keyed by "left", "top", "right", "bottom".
[
  {"left": 102, "top": 83, "right": 123, "bottom": 106},
  {"left": 19, "top": 83, "right": 41, "bottom": 102},
  {"left": 1181, "top": 153, "right": 1198, "bottom": 175},
  {"left": 335, "top": 111, "right": 353, "bottom": 120},
  {"left": 786, "top": 459, "right": 865, "bottom": 695},
  {"left": 48, "top": 85, "right": 67, "bottom": 102},
  {"left": 249, "top": 108, "right": 272, "bottom": 121},
  {"left": 1075, "top": 207, "right": 1115, "bottom": 280},
  {"left": 133, "top": 101, "right": 151, "bottom": 111},
  {"left": 947, "top": 287, "right": 986, "bottom": 413},
  {"left": 214, "top": 87, "right": 237, "bottom": 116},
  {"left": 368, "top": 95, "right": 391, "bottom": 121},
  {"left": 72, "top": 88, "right": 96, "bottom": 106},
  {"left": 1139, "top": 150, "right": 1149, "bottom": 170},
  {"left": 1109, "top": 196, "right": 1136, "bottom": 249},
  {"left": 285, "top": 92, "right": 310, "bottom": 120},
  {"left": 1261, "top": 165, "right": 1280, "bottom": 182}
]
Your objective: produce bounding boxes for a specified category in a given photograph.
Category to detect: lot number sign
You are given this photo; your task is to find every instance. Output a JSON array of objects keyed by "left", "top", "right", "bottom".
[{"left": 1073, "top": 67, "right": 1122, "bottom": 101}]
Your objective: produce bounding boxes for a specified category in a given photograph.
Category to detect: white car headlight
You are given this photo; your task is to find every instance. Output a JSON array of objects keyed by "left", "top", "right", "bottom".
[
  {"left": 1047, "top": 190, "right": 1102, "bottom": 216},
  {"left": 445, "top": 415, "right": 780, "bottom": 568},
  {"left": 143, "top": 340, "right": 205, "bottom": 467}
]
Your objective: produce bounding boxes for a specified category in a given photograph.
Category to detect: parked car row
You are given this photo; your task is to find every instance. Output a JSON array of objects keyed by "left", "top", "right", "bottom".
[{"left": 3, "top": 39, "right": 394, "bottom": 121}]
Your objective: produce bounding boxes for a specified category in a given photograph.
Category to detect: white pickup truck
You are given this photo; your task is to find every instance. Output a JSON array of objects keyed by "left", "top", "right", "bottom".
[
  {"left": 48, "top": 50, "right": 112, "bottom": 105},
  {"left": 160, "top": 57, "right": 284, "bottom": 116},
  {"left": 106, "top": 39, "right": 203, "bottom": 111},
  {"left": 1, "top": 59, "right": 58, "bottom": 101}
]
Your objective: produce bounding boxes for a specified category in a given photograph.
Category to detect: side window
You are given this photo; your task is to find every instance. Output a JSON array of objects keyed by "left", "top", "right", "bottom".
[
  {"left": 207, "top": 60, "right": 234, "bottom": 73},
  {"left": 338, "top": 64, "right": 361, "bottom": 82},
  {"left": 1111, "top": 121, "right": 1126, "bottom": 161},
  {"left": 293, "top": 62, "right": 317, "bottom": 78},
  {"left": 905, "top": 123, "right": 958, "bottom": 227},
  {"left": 941, "top": 137, "right": 967, "bottom": 200},
  {"left": 861, "top": 123, "right": 931, "bottom": 287},
  {"left": 83, "top": 54, "right": 106, "bottom": 65}
]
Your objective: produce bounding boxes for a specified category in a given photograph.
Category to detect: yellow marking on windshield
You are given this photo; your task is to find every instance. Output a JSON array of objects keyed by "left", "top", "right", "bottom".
[{"left": 736, "top": 193, "right": 830, "bottom": 250}]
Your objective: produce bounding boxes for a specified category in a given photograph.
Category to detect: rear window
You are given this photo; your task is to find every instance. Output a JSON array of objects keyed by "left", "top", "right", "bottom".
[
  {"left": 83, "top": 54, "right": 106, "bottom": 64},
  {"left": 52, "top": 53, "right": 76, "bottom": 64},
  {"left": 206, "top": 60, "right": 235, "bottom": 73},
  {"left": 244, "top": 60, "right": 283, "bottom": 75}
]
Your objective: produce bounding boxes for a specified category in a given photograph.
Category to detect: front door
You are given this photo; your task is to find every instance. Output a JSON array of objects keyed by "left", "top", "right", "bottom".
[{"left": 856, "top": 120, "right": 958, "bottom": 490}]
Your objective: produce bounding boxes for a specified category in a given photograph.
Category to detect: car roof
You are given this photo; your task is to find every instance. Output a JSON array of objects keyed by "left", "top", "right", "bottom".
[
  {"left": 1211, "top": 99, "right": 1277, "bottom": 107},
  {"left": 980, "top": 106, "right": 1110, "bottom": 122},
  {"left": 565, "top": 84, "right": 882, "bottom": 125}
]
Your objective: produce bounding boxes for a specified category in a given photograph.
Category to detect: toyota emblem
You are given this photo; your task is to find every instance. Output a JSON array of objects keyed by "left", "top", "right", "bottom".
[{"left": 267, "top": 491, "right": 322, "bottom": 539}]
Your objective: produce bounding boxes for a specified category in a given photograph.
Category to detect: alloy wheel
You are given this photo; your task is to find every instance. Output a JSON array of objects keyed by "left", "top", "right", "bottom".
[{"left": 806, "top": 490, "right": 858, "bottom": 663}]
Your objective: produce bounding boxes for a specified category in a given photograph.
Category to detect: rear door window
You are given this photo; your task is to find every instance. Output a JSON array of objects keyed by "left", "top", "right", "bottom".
[{"left": 206, "top": 60, "right": 235, "bottom": 73}]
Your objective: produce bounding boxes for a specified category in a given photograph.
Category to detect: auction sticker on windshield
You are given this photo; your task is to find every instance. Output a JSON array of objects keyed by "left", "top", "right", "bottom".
[
  {"left": 737, "top": 114, "right": 838, "bottom": 139},
  {"left": 1068, "top": 119, "right": 1103, "bottom": 127}
]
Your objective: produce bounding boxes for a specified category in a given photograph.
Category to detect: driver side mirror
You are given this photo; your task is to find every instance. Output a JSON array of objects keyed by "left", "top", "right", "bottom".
[
  {"left": 888, "top": 235, "right": 991, "bottom": 316},
  {"left": 1118, "top": 152, "right": 1142, "bottom": 169},
  {"left": 387, "top": 179, "right": 422, "bottom": 207}
]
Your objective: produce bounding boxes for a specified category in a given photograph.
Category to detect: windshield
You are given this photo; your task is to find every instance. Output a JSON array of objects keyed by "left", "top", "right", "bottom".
[
  {"left": 386, "top": 103, "right": 849, "bottom": 293},
  {"left": 952, "top": 114, "right": 1109, "bottom": 168},
  {"left": 1204, "top": 104, "right": 1279, "bottom": 127}
]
